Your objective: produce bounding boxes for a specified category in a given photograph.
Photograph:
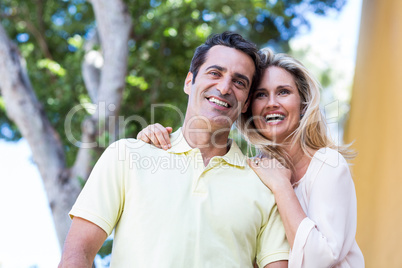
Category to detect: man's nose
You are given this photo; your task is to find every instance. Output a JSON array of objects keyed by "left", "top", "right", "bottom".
[{"left": 216, "top": 77, "right": 232, "bottom": 95}]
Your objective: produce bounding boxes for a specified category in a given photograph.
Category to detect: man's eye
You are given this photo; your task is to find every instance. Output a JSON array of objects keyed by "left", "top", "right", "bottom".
[
  {"left": 235, "top": 80, "right": 245, "bottom": 87},
  {"left": 210, "top": 71, "right": 219, "bottom": 76}
]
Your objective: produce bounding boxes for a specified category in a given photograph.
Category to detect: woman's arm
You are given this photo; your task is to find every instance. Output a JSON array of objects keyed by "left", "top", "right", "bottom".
[
  {"left": 249, "top": 153, "right": 359, "bottom": 267},
  {"left": 290, "top": 156, "right": 358, "bottom": 267},
  {"left": 248, "top": 158, "right": 306, "bottom": 248}
]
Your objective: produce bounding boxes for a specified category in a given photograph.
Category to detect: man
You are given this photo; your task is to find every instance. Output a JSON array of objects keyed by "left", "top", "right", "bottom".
[{"left": 59, "top": 32, "right": 289, "bottom": 267}]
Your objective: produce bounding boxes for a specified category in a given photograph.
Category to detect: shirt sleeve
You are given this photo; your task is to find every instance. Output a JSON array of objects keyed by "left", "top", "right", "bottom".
[
  {"left": 257, "top": 199, "right": 290, "bottom": 267},
  {"left": 289, "top": 152, "right": 358, "bottom": 268},
  {"left": 69, "top": 139, "right": 130, "bottom": 235}
]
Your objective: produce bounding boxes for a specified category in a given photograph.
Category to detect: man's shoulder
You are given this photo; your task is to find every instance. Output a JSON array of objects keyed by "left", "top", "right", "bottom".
[{"left": 111, "top": 138, "right": 168, "bottom": 153}]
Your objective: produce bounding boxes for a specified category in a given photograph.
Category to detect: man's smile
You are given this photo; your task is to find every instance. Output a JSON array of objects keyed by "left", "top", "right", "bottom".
[{"left": 207, "top": 97, "right": 231, "bottom": 108}]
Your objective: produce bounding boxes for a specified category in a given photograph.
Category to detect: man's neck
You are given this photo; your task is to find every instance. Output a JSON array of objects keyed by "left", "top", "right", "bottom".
[{"left": 182, "top": 123, "right": 231, "bottom": 166}]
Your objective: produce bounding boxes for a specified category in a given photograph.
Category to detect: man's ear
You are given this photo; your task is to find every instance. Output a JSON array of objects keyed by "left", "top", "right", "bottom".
[
  {"left": 184, "top": 72, "right": 193, "bottom": 95},
  {"left": 241, "top": 96, "right": 251, "bottom": 113}
]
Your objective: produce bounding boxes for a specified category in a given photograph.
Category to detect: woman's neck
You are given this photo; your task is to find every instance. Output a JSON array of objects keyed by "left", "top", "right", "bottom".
[{"left": 285, "top": 143, "right": 315, "bottom": 184}]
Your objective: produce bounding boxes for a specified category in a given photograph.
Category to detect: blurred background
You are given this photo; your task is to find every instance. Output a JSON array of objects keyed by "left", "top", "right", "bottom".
[{"left": 0, "top": 0, "right": 401, "bottom": 267}]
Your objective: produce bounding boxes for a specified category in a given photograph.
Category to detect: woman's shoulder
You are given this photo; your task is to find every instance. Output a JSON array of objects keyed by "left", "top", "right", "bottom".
[
  {"left": 312, "top": 147, "right": 348, "bottom": 168},
  {"left": 301, "top": 148, "right": 352, "bottom": 196}
]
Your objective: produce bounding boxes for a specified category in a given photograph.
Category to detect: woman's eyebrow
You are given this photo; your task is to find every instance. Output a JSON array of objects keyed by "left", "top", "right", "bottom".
[
  {"left": 255, "top": 87, "right": 266, "bottom": 92},
  {"left": 277, "top": 84, "right": 295, "bottom": 89}
]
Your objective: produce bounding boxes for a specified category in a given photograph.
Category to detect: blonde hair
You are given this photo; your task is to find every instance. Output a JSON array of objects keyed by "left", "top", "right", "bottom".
[{"left": 236, "top": 48, "right": 355, "bottom": 167}]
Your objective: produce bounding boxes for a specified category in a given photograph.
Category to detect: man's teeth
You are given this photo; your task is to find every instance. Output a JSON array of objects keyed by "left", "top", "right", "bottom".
[
  {"left": 265, "top": 114, "right": 285, "bottom": 122},
  {"left": 209, "top": 97, "right": 229, "bottom": 107}
]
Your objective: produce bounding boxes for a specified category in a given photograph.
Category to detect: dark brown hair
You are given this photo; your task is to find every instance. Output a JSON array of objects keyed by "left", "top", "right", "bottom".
[{"left": 189, "top": 31, "right": 262, "bottom": 97}]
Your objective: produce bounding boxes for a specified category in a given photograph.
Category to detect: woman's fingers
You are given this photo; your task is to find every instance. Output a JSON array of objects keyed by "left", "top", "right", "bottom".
[
  {"left": 151, "top": 124, "right": 172, "bottom": 150},
  {"left": 137, "top": 125, "right": 160, "bottom": 147},
  {"left": 248, "top": 157, "right": 280, "bottom": 170},
  {"left": 165, "top": 127, "right": 173, "bottom": 134},
  {"left": 137, "top": 128, "right": 151, "bottom": 143},
  {"left": 137, "top": 124, "right": 172, "bottom": 150},
  {"left": 247, "top": 157, "right": 262, "bottom": 171},
  {"left": 247, "top": 157, "right": 292, "bottom": 190}
]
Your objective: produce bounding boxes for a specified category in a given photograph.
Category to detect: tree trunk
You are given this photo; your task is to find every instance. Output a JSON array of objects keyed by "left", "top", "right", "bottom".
[
  {"left": 70, "top": 0, "right": 133, "bottom": 195},
  {"left": 0, "top": 24, "right": 81, "bottom": 247},
  {"left": 0, "top": 0, "right": 132, "bottom": 248}
]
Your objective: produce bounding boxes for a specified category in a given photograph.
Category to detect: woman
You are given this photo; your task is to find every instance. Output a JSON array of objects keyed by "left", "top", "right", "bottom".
[{"left": 137, "top": 48, "right": 364, "bottom": 267}]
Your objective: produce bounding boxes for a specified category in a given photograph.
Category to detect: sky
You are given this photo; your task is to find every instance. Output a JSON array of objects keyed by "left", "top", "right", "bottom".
[
  {"left": 0, "top": 139, "right": 60, "bottom": 267},
  {"left": 0, "top": 1, "right": 363, "bottom": 267},
  {"left": 289, "top": 0, "right": 363, "bottom": 143}
]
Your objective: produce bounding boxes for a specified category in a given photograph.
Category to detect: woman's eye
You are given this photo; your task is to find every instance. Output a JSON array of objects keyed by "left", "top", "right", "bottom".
[
  {"left": 279, "top": 89, "right": 290, "bottom": 95},
  {"left": 255, "top": 92, "right": 267, "bottom": 98}
]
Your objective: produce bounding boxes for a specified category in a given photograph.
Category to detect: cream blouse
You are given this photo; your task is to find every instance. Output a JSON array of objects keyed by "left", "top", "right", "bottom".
[{"left": 290, "top": 148, "right": 364, "bottom": 268}]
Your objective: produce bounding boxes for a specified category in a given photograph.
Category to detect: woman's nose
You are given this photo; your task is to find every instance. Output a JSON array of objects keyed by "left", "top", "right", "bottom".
[{"left": 266, "top": 95, "right": 279, "bottom": 107}]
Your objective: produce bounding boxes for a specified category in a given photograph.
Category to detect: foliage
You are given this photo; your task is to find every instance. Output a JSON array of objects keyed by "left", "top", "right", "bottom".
[
  {"left": 0, "top": 0, "right": 93, "bottom": 166},
  {"left": 98, "top": 238, "right": 114, "bottom": 258},
  {"left": 0, "top": 0, "right": 346, "bottom": 263},
  {"left": 1, "top": 0, "right": 346, "bottom": 164}
]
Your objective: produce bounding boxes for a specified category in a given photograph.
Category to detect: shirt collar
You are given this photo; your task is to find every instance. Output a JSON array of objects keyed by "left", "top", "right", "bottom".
[
  {"left": 167, "top": 128, "right": 247, "bottom": 168},
  {"left": 167, "top": 127, "right": 193, "bottom": 154},
  {"left": 220, "top": 139, "right": 248, "bottom": 168}
]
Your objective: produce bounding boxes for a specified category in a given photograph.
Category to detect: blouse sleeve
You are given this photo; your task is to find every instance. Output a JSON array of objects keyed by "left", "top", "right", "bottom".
[{"left": 289, "top": 151, "right": 358, "bottom": 268}]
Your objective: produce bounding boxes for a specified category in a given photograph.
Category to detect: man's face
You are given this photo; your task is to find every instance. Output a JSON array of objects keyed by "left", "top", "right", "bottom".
[{"left": 184, "top": 45, "right": 255, "bottom": 131}]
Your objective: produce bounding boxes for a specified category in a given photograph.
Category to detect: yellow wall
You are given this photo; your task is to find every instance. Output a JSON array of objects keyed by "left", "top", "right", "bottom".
[{"left": 344, "top": 0, "right": 402, "bottom": 266}]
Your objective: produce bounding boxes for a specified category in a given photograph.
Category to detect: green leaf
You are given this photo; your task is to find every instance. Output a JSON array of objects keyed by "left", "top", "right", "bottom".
[
  {"left": 37, "top": 59, "right": 66, "bottom": 77},
  {"left": 67, "top": 34, "right": 84, "bottom": 49},
  {"left": 126, "top": 75, "right": 149, "bottom": 91},
  {"left": 0, "top": 97, "right": 5, "bottom": 111}
]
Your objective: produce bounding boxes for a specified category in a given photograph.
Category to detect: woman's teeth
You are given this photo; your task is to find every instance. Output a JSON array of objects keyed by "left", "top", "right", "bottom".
[
  {"left": 209, "top": 97, "right": 229, "bottom": 107},
  {"left": 265, "top": 114, "right": 285, "bottom": 122}
]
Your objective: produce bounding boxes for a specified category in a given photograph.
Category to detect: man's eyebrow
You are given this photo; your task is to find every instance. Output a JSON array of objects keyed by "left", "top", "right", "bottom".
[
  {"left": 206, "top": 65, "right": 226, "bottom": 72},
  {"left": 206, "top": 65, "right": 251, "bottom": 87}
]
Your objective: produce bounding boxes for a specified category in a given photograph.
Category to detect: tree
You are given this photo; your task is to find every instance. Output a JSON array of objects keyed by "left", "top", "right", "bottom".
[{"left": 0, "top": 0, "right": 346, "bottom": 247}]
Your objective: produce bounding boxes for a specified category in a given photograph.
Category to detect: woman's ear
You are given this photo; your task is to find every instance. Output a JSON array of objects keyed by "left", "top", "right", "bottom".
[
  {"left": 300, "top": 104, "right": 306, "bottom": 119},
  {"left": 184, "top": 72, "right": 193, "bottom": 95}
]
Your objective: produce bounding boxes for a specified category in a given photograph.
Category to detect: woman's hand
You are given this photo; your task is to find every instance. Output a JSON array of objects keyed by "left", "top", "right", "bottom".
[
  {"left": 136, "top": 123, "right": 173, "bottom": 150},
  {"left": 247, "top": 157, "right": 292, "bottom": 193}
]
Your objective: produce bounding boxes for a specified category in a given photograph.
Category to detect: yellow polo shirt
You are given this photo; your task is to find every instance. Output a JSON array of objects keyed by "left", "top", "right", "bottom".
[{"left": 70, "top": 129, "right": 289, "bottom": 267}]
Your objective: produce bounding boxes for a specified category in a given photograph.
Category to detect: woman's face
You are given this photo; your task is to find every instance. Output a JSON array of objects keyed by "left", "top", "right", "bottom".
[{"left": 251, "top": 66, "right": 302, "bottom": 143}]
